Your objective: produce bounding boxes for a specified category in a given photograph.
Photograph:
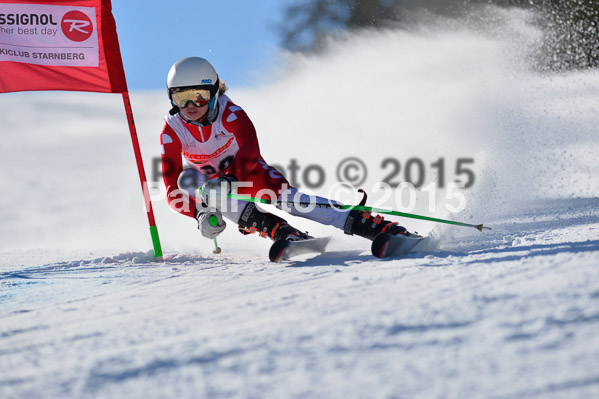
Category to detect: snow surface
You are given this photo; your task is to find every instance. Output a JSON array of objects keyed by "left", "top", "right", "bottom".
[{"left": 1, "top": 9, "right": 599, "bottom": 399}]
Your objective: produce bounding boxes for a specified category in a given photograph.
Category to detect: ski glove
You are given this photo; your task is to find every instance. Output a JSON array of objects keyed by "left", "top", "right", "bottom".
[
  {"left": 200, "top": 176, "right": 236, "bottom": 209},
  {"left": 196, "top": 208, "right": 226, "bottom": 239}
]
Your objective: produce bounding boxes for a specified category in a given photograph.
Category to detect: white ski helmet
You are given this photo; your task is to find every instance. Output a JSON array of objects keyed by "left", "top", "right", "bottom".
[{"left": 167, "top": 57, "right": 220, "bottom": 111}]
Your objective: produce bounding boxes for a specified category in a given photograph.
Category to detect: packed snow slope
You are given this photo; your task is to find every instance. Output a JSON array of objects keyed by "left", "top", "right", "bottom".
[{"left": 1, "top": 9, "right": 598, "bottom": 399}]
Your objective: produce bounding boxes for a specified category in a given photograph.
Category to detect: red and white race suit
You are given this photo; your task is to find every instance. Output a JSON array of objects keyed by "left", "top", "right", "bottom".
[{"left": 160, "top": 94, "right": 289, "bottom": 218}]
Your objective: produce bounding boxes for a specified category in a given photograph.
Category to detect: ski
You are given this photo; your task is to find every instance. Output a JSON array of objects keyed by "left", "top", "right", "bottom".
[
  {"left": 371, "top": 233, "right": 425, "bottom": 259},
  {"left": 269, "top": 237, "right": 331, "bottom": 262},
  {"left": 268, "top": 234, "right": 424, "bottom": 262}
]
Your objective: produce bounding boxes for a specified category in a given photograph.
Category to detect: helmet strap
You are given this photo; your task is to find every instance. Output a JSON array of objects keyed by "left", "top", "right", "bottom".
[
  {"left": 208, "top": 96, "right": 217, "bottom": 111},
  {"left": 169, "top": 104, "right": 180, "bottom": 116},
  {"left": 208, "top": 77, "right": 220, "bottom": 110}
]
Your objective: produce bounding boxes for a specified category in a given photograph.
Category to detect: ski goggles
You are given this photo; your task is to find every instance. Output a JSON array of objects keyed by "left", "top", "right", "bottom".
[{"left": 170, "top": 86, "right": 212, "bottom": 108}]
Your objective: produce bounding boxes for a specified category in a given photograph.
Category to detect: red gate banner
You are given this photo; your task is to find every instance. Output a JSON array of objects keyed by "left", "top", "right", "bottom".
[
  {"left": 0, "top": 0, "right": 163, "bottom": 257},
  {"left": 0, "top": 0, "right": 127, "bottom": 93}
]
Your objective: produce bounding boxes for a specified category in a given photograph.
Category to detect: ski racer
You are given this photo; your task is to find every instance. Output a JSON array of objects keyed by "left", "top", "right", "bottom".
[{"left": 160, "top": 56, "right": 414, "bottom": 252}]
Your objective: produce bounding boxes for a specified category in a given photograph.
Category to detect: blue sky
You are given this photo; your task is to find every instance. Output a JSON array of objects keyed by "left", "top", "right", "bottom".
[{"left": 111, "top": 1, "right": 291, "bottom": 90}]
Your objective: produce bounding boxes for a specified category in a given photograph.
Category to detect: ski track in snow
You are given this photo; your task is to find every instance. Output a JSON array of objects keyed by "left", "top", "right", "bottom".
[
  {"left": 2, "top": 9, "right": 599, "bottom": 398},
  {"left": 1, "top": 198, "right": 598, "bottom": 399}
]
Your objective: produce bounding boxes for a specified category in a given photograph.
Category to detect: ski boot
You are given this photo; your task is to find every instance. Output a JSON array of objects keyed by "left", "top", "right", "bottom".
[
  {"left": 344, "top": 190, "right": 422, "bottom": 258},
  {"left": 343, "top": 190, "right": 416, "bottom": 240},
  {"left": 343, "top": 209, "right": 410, "bottom": 239},
  {"left": 238, "top": 203, "right": 329, "bottom": 262},
  {"left": 238, "top": 203, "right": 311, "bottom": 241}
]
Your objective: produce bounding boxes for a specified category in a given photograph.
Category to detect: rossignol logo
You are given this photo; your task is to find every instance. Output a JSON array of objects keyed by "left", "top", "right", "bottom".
[
  {"left": 0, "top": 10, "right": 93, "bottom": 42},
  {"left": 61, "top": 10, "right": 92, "bottom": 42},
  {"left": 0, "top": 3, "right": 99, "bottom": 67},
  {"left": 0, "top": 13, "right": 58, "bottom": 25}
]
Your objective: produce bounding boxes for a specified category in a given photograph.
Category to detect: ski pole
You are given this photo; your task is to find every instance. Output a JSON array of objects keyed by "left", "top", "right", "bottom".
[
  {"left": 209, "top": 215, "right": 222, "bottom": 254},
  {"left": 227, "top": 193, "right": 491, "bottom": 232}
]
